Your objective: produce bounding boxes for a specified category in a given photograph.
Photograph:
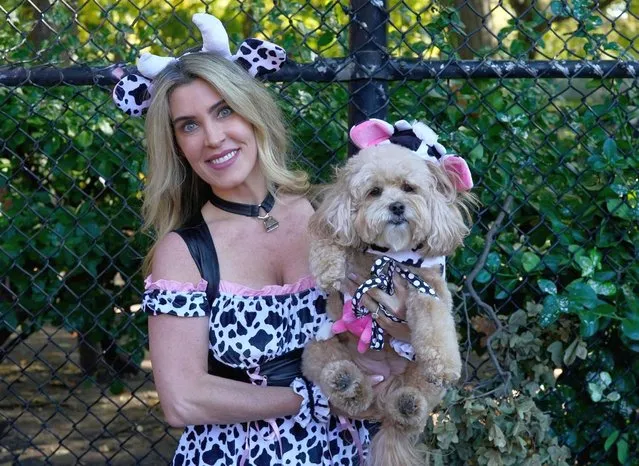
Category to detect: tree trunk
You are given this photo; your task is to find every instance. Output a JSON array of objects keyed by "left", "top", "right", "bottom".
[{"left": 452, "top": 0, "right": 496, "bottom": 58}]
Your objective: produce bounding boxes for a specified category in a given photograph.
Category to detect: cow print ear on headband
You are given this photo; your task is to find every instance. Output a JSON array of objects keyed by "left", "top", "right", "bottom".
[
  {"left": 111, "top": 13, "right": 286, "bottom": 117},
  {"left": 112, "top": 73, "right": 153, "bottom": 116}
]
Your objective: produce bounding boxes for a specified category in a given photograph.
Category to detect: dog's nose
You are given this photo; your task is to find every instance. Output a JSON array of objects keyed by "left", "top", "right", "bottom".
[{"left": 389, "top": 202, "right": 405, "bottom": 216}]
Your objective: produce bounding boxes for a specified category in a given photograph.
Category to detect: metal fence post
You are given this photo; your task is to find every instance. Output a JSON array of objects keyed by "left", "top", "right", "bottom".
[{"left": 348, "top": 0, "right": 388, "bottom": 154}]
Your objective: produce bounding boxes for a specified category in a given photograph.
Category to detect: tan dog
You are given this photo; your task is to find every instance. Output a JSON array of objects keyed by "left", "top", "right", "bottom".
[{"left": 302, "top": 137, "right": 474, "bottom": 465}]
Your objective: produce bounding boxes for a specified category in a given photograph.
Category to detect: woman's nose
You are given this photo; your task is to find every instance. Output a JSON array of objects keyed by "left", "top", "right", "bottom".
[{"left": 204, "top": 122, "right": 225, "bottom": 147}]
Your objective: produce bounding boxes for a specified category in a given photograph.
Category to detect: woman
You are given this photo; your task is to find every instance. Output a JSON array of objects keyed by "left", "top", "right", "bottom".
[{"left": 141, "top": 52, "right": 411, "bottom": 465}]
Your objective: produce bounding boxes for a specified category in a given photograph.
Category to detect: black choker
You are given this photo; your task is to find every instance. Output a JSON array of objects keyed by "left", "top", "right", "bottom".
[{"left": 209, "top": 191, "right": 279, "bottom": 233}]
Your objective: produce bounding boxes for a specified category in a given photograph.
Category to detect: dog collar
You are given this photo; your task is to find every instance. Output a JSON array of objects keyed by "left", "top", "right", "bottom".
[{"left": 365, "top": 245, "right": 446, "bottom": 276}]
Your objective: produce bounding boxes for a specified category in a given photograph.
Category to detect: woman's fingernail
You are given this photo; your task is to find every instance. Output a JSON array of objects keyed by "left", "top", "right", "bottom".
[
  {"left": 348, "top": 273, "right": 358, "bottom": 281},
  {"left": 371, "top": 375, "right": 385, "bottom": 384}
]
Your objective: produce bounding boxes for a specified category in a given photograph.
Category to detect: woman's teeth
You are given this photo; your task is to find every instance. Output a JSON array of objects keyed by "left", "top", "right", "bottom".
[{"left": 210, "top": 150, "right": 237, "bottom": 165}]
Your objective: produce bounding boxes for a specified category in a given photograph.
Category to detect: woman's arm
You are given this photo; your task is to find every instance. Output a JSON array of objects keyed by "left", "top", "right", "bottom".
[{"left": 148, "top": 233, "right": 303, "bottom": 427}]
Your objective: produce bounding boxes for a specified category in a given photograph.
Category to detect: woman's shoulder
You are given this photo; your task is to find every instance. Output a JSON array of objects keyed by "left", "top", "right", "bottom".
[
  {"left": 277, "top": 192, "right": 315, "bottom": 215},
  {"left": 151, "top": 232, "right": 202, "bottom": 283}
]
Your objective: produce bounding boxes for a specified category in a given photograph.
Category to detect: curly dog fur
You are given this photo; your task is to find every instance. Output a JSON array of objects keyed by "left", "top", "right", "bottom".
[{"left": 302, "top": 143, "right": 474, "bottom": 466}]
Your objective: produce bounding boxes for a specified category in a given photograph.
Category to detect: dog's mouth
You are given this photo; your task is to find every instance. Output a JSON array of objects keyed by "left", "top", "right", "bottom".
[{"left": 388, "top": 214, "right": 408, "bottom": 226}]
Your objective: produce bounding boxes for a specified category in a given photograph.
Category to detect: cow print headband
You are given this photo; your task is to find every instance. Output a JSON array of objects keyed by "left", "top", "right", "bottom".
[{"left": 111, "top": 13, "right": 286, "bottom": 117}]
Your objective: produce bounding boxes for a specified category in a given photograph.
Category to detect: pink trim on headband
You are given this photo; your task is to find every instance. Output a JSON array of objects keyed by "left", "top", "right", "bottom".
[
  {"left": 144, "top": 275, "right": 208, "bottom": 292},
  {"left": 219, "top": 275, "right": 316, "bottom": 297}
]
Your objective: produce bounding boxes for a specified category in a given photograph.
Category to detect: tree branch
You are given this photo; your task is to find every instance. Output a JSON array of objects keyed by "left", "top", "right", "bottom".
[{"left": 464, "top": 195, "right": 514, "bottom": 393}]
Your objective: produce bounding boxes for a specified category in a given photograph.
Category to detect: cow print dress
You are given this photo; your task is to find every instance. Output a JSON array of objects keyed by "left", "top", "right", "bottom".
[{"left": 143, "top": 275, "right": 372, "bottom": 466}]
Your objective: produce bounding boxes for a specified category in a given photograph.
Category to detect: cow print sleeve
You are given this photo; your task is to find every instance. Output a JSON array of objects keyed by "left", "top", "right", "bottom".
[{"left": 142, "top": 289, "right": 210, "bottom": 317}]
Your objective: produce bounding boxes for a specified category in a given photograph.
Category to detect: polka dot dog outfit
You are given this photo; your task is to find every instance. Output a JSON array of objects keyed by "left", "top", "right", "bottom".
[{"left": 143, "top": 275, "right": 372, "bottom": 465}]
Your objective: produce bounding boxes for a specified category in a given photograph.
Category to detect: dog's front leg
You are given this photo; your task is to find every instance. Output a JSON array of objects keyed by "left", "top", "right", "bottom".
[
  {"left": 405, "top": 291, "right": 462, "bottom": 384},
  {"left": 302, "top": 337, "right": 374, "bottom": 416},
  {"left": 309, "top": 239, "right": 348, "bottom": 291}
]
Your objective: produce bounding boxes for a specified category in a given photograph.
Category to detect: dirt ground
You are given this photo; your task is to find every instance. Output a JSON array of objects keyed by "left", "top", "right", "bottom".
[{"left": 0, "top": 327, "right": 181, "bottom": 465}]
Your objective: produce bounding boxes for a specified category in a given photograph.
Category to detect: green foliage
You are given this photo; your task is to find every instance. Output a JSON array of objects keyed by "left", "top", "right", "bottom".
[
  {"left": 0, "top": 85, "right": 150, "bottom": 355},
  {"left": 1, "top": 1, "right": 638, "bottom": 464},
  {"left": 425, "top": 303, "right": 574, "bottom": 465}
]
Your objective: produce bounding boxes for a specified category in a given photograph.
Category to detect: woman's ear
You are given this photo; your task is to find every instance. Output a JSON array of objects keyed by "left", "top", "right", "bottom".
[{"left": 308, "top": 168, "right": 359, "bottom": 248}]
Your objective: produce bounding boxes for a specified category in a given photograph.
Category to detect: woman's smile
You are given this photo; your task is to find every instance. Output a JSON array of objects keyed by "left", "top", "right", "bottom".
[{"left": 206, "top": 148, "right": 240, "bottom": 169}]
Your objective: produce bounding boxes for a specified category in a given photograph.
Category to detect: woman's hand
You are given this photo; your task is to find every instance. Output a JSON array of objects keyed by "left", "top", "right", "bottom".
[{"left": 342, "top": 272, "right": 412, "bottom": 342}]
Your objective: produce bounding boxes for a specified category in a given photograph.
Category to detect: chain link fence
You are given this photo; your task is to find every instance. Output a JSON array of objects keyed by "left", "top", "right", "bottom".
[{"left": 1, "top": 0, "right": 638, "bottom": 464}]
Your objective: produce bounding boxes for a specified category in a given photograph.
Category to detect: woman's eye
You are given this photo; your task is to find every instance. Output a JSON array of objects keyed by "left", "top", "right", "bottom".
[
  {"left": 402, "top": 182, "right": 415, "bottom": 193},
  {"left": 368, "top": 187, "right": 383, "bottom": 197},
  {"left": 183, "top": 121, "right": 198, "bottom": 133},
  {"left": 218, "top": 106, "right": 233, "bottom": 118}
]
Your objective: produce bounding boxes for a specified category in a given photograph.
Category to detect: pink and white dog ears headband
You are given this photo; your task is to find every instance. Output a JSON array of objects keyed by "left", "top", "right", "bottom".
[
  {"left": 112, "top": 13, "right": 286, "bottom": 117},
  {"left": 349, "top": 118, "right": 474, "bottom": 192}
]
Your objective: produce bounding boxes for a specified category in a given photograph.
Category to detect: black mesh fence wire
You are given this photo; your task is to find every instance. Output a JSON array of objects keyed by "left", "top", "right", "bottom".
[{"left": 1, "top": 0, "right": 638, "bottom": 464}]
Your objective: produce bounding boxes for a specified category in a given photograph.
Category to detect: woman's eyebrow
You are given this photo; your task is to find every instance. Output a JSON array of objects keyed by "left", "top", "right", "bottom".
[{"left": 172, "top": 100, "right": 226, "bottom": 126}]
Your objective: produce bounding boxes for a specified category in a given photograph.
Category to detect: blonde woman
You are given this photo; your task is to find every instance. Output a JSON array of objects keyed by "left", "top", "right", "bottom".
[{"left": 136, "top": 49, "right": 413, "bottom": 465}]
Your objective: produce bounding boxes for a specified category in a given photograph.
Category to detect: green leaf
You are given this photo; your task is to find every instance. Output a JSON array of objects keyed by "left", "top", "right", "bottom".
[
  {"left": 76, "top": 130, "right": 94, "bottom": 148},
  {"left": 579, "top": 315, "right": 599, "bottom": 338},
  {"left": 510, "top": 39, "right": 528, "bottom": 56},
  {"left": 590, "top": 303, "right": 616, "bottom": 317},
  {"left": 604, "top": 430, "right": 620, "bottom": 451},
  {"left": 576, "top": 256, "right": 594, "bottom": 277},
  {"left": 588, "top": 382, "right": 603, "bottom": 402},
  {"left": 547, "top": 341, "right": 564, "bottom": 366},
  {"left": 603, "top": 138, "right": 617, "bottom": 160},
  {"left": 538, "top": 279, "right": 557, "bottom": 295},
  {"left": 469, "top": 144, "right": 484, "bottom": 161},
  {"left": 485, "top": 252, "right": 501, "bottom": 273},
  {"left": 476, "top": 269, "right": 492, "bottom": 284},
  {"left": 522, "top": 252, "right": 541, "bottom": 272},
  {"left": 317, "top": 31, "right": 335, "bottom": 47},
  {"left": 109, "top": 378, "right": 125, "bottom": 395},
  {"left": 621, "top": 316, "right": 639, "bottom": 340},
  {"left": 489, "top": 423, "right": 507, "bottom": 449},
  {"left": 541, "top": 295, "right": 568, "bottom": 327},
  {"left": 567, "top": 281, "right": 599, "bottom": 310},
  {"left": 587, "top": 280, "right": 616, "bottom": 296},
  {"left": 617, "top": 435, "right": 629, "bottom": 463},
  {"left": 550, "top": 0, "right": 569, "bottom": 15}
]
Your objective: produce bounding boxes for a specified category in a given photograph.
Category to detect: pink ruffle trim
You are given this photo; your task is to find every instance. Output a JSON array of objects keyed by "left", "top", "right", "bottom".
[
  {"left": 219, "top": 275, "right": 316, "bottom": 297},
  {"left": 144, "top": 275, "right": 208, "bottom": 292}
]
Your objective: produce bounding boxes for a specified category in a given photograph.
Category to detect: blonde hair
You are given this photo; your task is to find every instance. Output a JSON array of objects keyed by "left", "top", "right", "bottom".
[{"left": 142, "top": 53, "right": 309, "bottom": 274}]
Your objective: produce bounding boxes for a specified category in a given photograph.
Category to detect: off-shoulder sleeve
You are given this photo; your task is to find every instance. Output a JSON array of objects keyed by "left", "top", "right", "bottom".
[{"left": 142, "top": 275, "right": 210, "bottom": 317}]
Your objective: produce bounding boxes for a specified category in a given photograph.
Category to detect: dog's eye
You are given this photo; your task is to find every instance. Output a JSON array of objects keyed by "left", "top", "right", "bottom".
[
  {"left": 402, "top": 182, "right": 415, "bottom": 193},
  {"left": 368, "top": 187, "right": 383, "bottom": 197}
]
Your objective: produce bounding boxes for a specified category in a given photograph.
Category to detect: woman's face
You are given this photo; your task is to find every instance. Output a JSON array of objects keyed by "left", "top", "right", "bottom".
[{"left": 169, "top": 78, "right": 260, "bottom": 194}]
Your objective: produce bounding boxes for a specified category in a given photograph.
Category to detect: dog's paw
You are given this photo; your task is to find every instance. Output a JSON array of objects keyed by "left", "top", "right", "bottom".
[
  {"left": 321, "top": 361, "right": 372, "bottom": 416},
  {"left": 441, "top": 355, "right": 462, "bottom": 384},
  {"left": 387, "top": 387, "right": 429, "bottom": 428}
]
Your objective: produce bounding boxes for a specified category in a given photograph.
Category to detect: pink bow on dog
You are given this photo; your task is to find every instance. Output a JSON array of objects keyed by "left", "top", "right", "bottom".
[
  {"left": 332, "top": 301, "right": 373, "bottom": 354},
  {"left": 349, "top": 118, "right": 474, "bottom": 192}
]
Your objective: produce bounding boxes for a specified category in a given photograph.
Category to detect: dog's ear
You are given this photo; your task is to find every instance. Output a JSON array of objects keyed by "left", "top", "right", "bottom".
[
  {"left": 423, "top": 161, "right": 471, "bottom": 256},
  {"left": 308, "top": 168, "right": 360, "bottom": 248}
]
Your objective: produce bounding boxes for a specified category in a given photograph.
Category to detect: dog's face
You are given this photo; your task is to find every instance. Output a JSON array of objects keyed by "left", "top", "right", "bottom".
[{"left": 311, "top": 144, "right": 471, "bottom": 256}]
